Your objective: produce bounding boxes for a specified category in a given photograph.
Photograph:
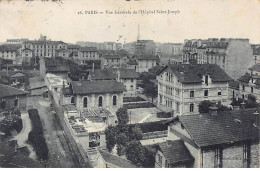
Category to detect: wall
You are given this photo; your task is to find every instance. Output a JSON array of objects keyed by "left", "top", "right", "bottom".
[
  {"left": 0, "top": 94, "right": 27, "bottom": 112},
  {"left": 120, "top": 78, "right": 136, "bottom": 97}
]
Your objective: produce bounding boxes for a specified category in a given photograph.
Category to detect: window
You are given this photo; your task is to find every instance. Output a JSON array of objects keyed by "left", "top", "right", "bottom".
[
  {"left": 242, "top": 94, "right": 245, "bottom": 99},
  {"left": 14, "top": 99, "right": 18, "bottom": 107},
  {"left": 98, "top": 96, "right": 103, "bottom": 107},
  {"left": 243, "top": 143, "right": 250, "bottom": 168},
  {"left": 214, "top": 148, "right": 223, "bottom": 168},
  {"left": 1, "top": 101, "right": 6, "bottom": 109},
  {"left": 113, "top": 95, "right": 117, "bottom": 106},
  {"left": 190, "top": 103, "right": 194, "bottom": 112},
  {"left": 251, "top": 87, "right": 254, "bottom": 93},
  {"left": 71, "top": 96, "right": 75, "bottom": 104},
  {"left": 242, "top": 84, "right": 245, "bottom": 91},
  {"left": 190, "top": 90, "right": 194, "bottom": 98},
  {"left": 176, "top": 102, "right": 179, "bottom": 112},
  {"left": 83, "top": 97, "right": 88, "bottom": 108},
  {"left": 204, "top": 90, "right": 208, "bottom": 97},
  {"left": 218, "top": 90, "right": 221, "bottom": 96},
  {"left": 205, "top": 75, "right": 208, "bottom": 85},
  {"left": 131, "top": 78, "right": 133, "bottom": 82},
  {"left": 157, "top": 154, "right": 162, "bottom": 165}
]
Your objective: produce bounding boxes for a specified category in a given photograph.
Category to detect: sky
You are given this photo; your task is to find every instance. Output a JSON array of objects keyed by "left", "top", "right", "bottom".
[{"left": 0, "top": 0, "right": 259, "bottom": 44}]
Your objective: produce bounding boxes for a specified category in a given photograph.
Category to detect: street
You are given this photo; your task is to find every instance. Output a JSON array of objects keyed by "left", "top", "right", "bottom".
[{"left": 27, "top": 96, "right": 91, "bottom": 168}]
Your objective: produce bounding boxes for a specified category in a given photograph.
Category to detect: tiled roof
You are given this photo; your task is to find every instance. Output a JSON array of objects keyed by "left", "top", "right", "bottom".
[
  {"left": 98, "top": 149, "right": 137, "bottom": 168},
  {"left": 157, "top": 140, "right": 194, "bottom": 164},
  {"left": 178, "top": 109, "right": 260, "bottom": 148},
  {"left": 0, "top": 45, "right": 20, "bottom": 52},
  {"left": 248, "top": 64, "right": 260, "bottom": 72},
  {"left": 46, "top": 66, "right": 70, "bottom": 72},
  {"left": 67, "top": 44, "right": 81, "bottom": 49},
  {"left": 79, "top": 47, "right": 98, "bottom": 52},
  {"left": 89, "top": 69, "right": 138, "bottom": 80},
  {"left": 134, "top": 54, "right": 158, "bottom": 60},
  {"left": 103, "top": 54, "right": 122, "bottom": 59},
  {"left": 158, "top": 64, "right": 231, "bottom": 83},
  {"left": 71, "top": 80, "right": 125, "bottom": 95},
  {"left": 0, "top": 84, "right": 28, "bottom": 98}
]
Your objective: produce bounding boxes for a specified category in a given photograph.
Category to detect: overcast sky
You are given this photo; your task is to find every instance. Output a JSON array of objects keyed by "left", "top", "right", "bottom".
[{"left": 0, "top": 0, "right": 259, "bottom": 44}]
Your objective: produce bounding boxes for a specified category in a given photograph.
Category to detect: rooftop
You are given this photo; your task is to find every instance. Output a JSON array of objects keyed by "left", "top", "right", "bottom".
[
  {"left": 129, "top": 120, "right": 169, "bottom": 133},
  {"left": 158, "top": 64, "right": 232, "bottom": 83},
  {"left": 133, "top": 54, "right": 159, "bottom": 60},
  {"left": 89, "top": 68, "right": 138, "bottom": 80},
  {"left": 0, "top": 84, "right": 28, "bottom": 98},
  {"left": 98, "top": 148, "right": 137, "bottom": 168},
  {"left": 248, "top": 64, "right": 260, "bottom": 72},
  {"left": 177, "top": 109, "right": 260, "bottom": 148},
  {"left": 0, "top": 44, "right": 21, "bottom": 52},
  {"left": 79, "top": 47, "right": 98, "bottom": 52},
  {"left": 157, "top": 140, "right": 194, "bottom": 165},
  {"left": 71, "top": 80, "right": 125, "bottom": 95}
]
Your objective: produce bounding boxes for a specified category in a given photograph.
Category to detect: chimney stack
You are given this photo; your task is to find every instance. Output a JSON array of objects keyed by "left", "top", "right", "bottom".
[{"left": 253, "top": 111, "right": 259, "bottom": 127}]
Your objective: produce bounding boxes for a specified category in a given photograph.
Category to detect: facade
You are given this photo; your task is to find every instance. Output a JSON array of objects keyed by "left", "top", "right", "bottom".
[
  {"left": 182, "top": 38, "right": 253, "bottom": 80},
  {"left": 88, "top": 68, "right": 138, "bottom": 97},
  {"left": 157, "top": 64, "right": 232, "bottom": 115},
  {"left": 5, "top": 38, "right": 29, "bottom": 45},
  {"left": 168, "top": 109, "right": 260, "bottom": 168},
  {"left": 135, "top": 40, "right": 156, "bottom": 56},
  {"left": 0, "top": 71, "right": 28, "bottom": 86},
  {"left": 158, "top": 43, "right": 183, "bottom": 58},
  {"left": 77, "top": 47, "right": 99, "bottom": 64},
  {"left": 238, "top": 64, "right": 260, "bottom": 102},
  {"left": 0, "top": 84, "right": 28, "bottom": 112},
  {"left": 133, "top": 54, "right": 158, "bottom": 73},
  {"left": 155, "top": 140, "right": 194, "bottom": 168},
  {"left": 70, "top": 80, "right": 125, "bottom": 114},
  {"left": 0, "top": 44, "right": 21, "bottom": 65},
  {"left": 101, "top": 54, "right": 122, "bottom": 68},
  {"left": 251, "top": 44, "right": 260, "bottom": 65}
]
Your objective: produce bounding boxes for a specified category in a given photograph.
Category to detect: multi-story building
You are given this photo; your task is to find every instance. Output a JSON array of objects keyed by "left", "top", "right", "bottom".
[
  {"left": 123, "top": 42, "right": 136, "bottom": 55},
  {"left": 0, "top": 44, "right": 21, "bottom": 65},
  {"left": 158, "top": 43, "right": 183, "bottom": 58},
  {"left": 88, "top": 68, "right": 138, "bottom": 96},
  {"left": 157, "top": 64, "right": 232, "bottom": 115},
  {"left": 67, "top": 44, "right": 81, "bottom": 55},
  {"left": 238, "top": 64, "right": 260, "bottom": 102},
  {"left": 167, "top": 109, "right": 260, "bottom": 168},
  {"left": 5, "top": 38, "right": 29, "bottom": 45},
  {"left": 76, "top": 47, "right": 99, "bottom": 64},
  {"left": 182, "top": 38, "right": 253, "bottom": 80},
  {"left": 251, "top": 44, "right": 260, "bottom": 65},
  {"left": 135, "top": 40, "right": 156, "bottom": 56},
  {"left": 133, "top": 54, "right": 158, "bottom": 73}
]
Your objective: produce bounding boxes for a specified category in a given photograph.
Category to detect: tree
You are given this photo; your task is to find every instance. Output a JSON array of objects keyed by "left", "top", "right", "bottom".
[
  {"left": 143, "top": 81, "right": 158, "bottom": 103},
  {"left": 129, "top": 125, "right": 142, "bottom": 141},
  {"left": 104, "top": 125, "right": 117, "bottom": 152},
  {"left": 116, "top": 107, "right": 129, "bottom": 125},
  {"left": 138, "top": 72, "right": 156, "bottom": 85},
  {"left": 198, "top": 100, "right": 214, "bottom": 113},
  {"left": 125, "top": 140, "right": 146, "bottom": 167},
  {"left": 246, "top": 94, "right": 258, "bottom": 108}
]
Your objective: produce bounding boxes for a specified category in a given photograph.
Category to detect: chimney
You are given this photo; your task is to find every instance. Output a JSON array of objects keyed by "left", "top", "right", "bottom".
[
  {"left": 253, "top": 111, "right": 259, "bottom": 127},
  {"left": 208, "top": 106, "right": 218, "bottom": 115},
  {"left": 240, "top": 101, "right": 246, "bottom": 109},
  {"left": 117, "top": 69, "right": 120, "bottom": 82}
]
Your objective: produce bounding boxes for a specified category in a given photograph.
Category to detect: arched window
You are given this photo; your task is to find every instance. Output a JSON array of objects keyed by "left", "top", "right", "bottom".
[
  {"left": 83, "top": 97, "right": 88, "bottom": 108},
  {"left": 113, "top": 95, "right": 117, "bottom": 106},
  {"left": 98, "top": 96, "right": 103, "bottom": 107}
]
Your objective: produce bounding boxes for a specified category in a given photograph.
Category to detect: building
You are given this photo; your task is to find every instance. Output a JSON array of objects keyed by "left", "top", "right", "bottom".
[
  {"left": 0, "top": 71, "right": 28, "bottom": 86},
  {"left": 5, "top": 38, "right": 29, "bottom": 45},
  {"left": 88, "top": 68, "right": 138, "bottom": 96},
  {"left": 132, "top": 54, "right": 158, "bottom": 73},
  {"left": 182, "top": 38, "right": 253, "bottom": 80},
  {"left": 126, "top": 59, "right": 138, "bottom": 71},
  {"left": 0, "top": 84, "right": 28, "bottom": 112},
  {"left": 155, "top": 140, "right": 194, "bottom": 168},
  {"left": 101, "top": 54, "right": 122, "bottom": 68},
  {"left": 97, "top": 148, "right": 137, "bottom": 168},
  {"left": 70, "top": 80, "right": 125, "bottom": 114},
  {"left": 67, "top": 44, "right": 81, "bottom": 55},
  {"left": 156, "top": 64, "right": 232, "bottom": 115},
  {"left": 251, "top": 44, "right": 260, "bottom": 65},
  {"left": 123, "top": 42, "right": 136, "bottom": 55},
  {"left": 0, "top": 44, "right": 21, "bottom": 65},
  {"left": 158, "top": 43, "right": 183, "bottom": 58},
  {"left": 168, "top": 109, "right": 260, "bottom": 168},
  {"left": 238, "top": 64, "right": 260, "bottom": 102},
  {"left": 76, "top": 47, "right": 99, "bottom": 64},
  {"left": 135, "top": 40, "right": 156, "bottom": 56},
  {"left": 39, "top": 57, "right": 70, "bottom": 78}
]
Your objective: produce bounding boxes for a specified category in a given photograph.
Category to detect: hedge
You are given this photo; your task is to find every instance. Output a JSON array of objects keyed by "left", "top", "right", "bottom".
[
  {"left": 27, "top": 109, "right": 48, "bottom": 160},
  {"left": 123, "top": 97, "right": 146, "bottom": 103},
  {"left": 123, "top": 102, "right": 156, "bottom": 109}
]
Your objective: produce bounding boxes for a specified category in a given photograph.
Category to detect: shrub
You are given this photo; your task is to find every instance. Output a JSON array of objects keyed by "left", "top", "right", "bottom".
[
  {"left": 123, "top": 102, "right": 156, "bottom": 109},
  {"left": 28, "top": 109, "right": 43, "bottom": 135}
]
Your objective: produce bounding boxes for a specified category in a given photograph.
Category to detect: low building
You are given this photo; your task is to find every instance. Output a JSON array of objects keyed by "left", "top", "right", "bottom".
[
  {"left": 239, "top": 64, "right": 260, "bottom": 102},
  {"left": 0, "top": 84, "right": 28, "bottom": 112},
  {"left": 101, "top": 54, "right": 122, "bottom": 68},
  {"left": 88, "top": 68, "right": 138, "bottom": 97},
  {"left": 97, "top": 148, "right": 137, "bottom": 168},
  {"left": 168, "top": 109, "right": 260, "bottom": 168},
  {"left": 0, "top": 44, "right": 21, "bottom": 65},
  {"left": 70, "top": 80, "right": 125, "bottom": 114},
  {"left": 155, "top": 140, "right": 194, "bottom": 168},
  {"left": 77, "top": 47, "right": 99, "bottom": 64},
  {"left": 157, "top": 64, "right": 232, "bottom": 115},
  {"left": 0, "top": 71, "right": 28, "bottom": 86}
]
